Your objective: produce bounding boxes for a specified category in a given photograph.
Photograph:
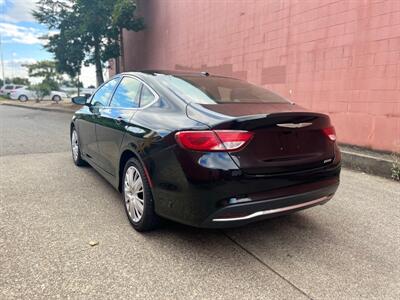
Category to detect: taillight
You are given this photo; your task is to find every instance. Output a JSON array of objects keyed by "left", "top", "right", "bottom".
[
  {"left": 322, "top": 126, "right": 336, "bottom": 141},
  {"left": 175, "top": 130, "right": 253, "bottom": 152}
]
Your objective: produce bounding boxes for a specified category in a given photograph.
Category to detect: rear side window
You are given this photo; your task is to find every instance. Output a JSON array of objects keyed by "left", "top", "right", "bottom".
[
  {"left": 110, "top": 77, "right": 141, "bottom": 108},
  {"left": 139, "top": 85, "right": 156, "bottom": 107},
  {"left": 158, "top": 75, "right": 288, "bottom": 104},
  {"left": 5, "top": 85, "right": 13, "bottom": 90},
  {"left": 91, "top": 78, "right": 119, "bottom": 107}
]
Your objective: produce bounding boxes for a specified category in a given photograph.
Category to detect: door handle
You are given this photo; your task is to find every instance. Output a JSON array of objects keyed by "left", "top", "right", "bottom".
[
  {"left": 115, "top": 116, "right": 123, "bottom": 124},
  {"left": 90, "top": 107, "right": 100, "bottom": 118}
]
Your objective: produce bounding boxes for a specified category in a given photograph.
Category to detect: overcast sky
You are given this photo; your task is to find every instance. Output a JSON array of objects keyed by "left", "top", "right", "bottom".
[{"left": 0, "top": 0, "right": 98, "bottom": 87}]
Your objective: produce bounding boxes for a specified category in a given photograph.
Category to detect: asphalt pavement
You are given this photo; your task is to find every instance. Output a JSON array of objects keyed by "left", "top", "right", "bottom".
[{"left": 1, "top": 105, "right": 399, "bottom": 299}]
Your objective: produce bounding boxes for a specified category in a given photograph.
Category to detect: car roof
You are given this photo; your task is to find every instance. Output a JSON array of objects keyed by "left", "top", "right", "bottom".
[{"left": 119, "top": 70, "right": 234, "bottom": 79}]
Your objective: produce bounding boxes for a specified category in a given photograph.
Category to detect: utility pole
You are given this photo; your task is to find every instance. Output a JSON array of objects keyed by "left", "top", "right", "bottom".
[
  {"left": 77, "top": 73, "right": 80, "bottom": 96},
  {"left": 0, "top": 32, "right": 5, "bottom": 82},
  {"left": 0, "top": 0, "right": 5, "bottom": 83}
]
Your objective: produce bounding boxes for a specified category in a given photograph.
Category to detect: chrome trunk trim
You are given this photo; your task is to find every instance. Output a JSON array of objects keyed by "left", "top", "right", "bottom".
[{"left": 276, "top": 122, "right": 312, "bottom": 128}]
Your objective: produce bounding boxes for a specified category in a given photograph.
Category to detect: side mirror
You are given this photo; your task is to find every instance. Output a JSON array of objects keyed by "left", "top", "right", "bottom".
[{"left": 71, "top": 96, "right": 88, "bottom": 105}]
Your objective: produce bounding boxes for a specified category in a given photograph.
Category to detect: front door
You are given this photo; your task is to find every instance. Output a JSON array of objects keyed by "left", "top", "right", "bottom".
[
  {"left": 96, "top": 76, "right": 142, "bottom": 176},
  {"left": 76, "top": 106, "right": 98, "bottom": 161},
  {"left": 83, "top": 77, "right": 120, "bottom": 167}
]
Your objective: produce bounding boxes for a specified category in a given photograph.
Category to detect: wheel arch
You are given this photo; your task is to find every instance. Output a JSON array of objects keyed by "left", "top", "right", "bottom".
[
  {"left": 118, "top": 149, "right": 152, "bottom": 192},
  {"left": 70, "top": 122, "right": 76, "bottom": 137}
]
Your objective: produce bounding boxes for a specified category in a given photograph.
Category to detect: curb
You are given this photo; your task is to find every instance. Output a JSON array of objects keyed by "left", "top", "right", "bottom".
[
  {"left": 340, "top": 146, "right": 395, "bottom": 180},
  {"left": 1, "top": 102, "right": 76, "bottom": 114}
]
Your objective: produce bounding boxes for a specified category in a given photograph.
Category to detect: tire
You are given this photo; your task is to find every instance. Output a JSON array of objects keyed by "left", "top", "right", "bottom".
[
  {"left": 18, "top": 95, "right": 28, "bottom": 102},
  {"left": 71, "top": 127, "right": 86, "bottom": 166},
  {"left": 52, "top": 95, "right": 61, "bottom": 102},
  {"left": 123, "top": 158, "right": 159, "bottom": 232}
]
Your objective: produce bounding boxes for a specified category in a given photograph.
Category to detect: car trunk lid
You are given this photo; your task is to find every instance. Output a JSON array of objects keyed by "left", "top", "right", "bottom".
[{"left": 187, "top": 103, "right": 336, "bottom": 175}]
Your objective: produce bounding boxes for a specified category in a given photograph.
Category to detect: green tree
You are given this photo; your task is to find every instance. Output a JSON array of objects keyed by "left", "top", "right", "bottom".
[
  {"left": 112, "top": 0, "right": 144, "bottom": 72},
  {"left": 10, "top": 77, "right": 30, "bottom": 85},
  {"left": 1, "top": 78, "right": 14, "bottom": 86},
  {"left": 61, "top": 78, "right": 83, "bottom": 88},
  {"left": 23, "top": 60, "right": 60, "bottom": 91},
  {"left": 34, "top": 0, "right": 144, "bottom": 86},
  {"left": 30, "top": 82, "right": 52, "bottom": 103}
]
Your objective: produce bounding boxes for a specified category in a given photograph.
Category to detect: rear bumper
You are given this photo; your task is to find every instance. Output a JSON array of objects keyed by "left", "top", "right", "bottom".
[
  {"left": 200, "top": 183, "right": 338, "bottom": 228},
  {"left": 149, "top": 144, "right": 341, "bottom": 228}
]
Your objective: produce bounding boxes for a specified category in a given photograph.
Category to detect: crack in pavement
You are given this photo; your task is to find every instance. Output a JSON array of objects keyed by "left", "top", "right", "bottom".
[{"left": 222, "top": 230, "right": 313, "bottom": 300}]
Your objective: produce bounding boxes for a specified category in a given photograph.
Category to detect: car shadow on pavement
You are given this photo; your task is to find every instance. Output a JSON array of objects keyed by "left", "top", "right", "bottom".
[
  {"left": 142, "top": 211, "right": 328, "bottom": 253},
  {"left": 80, "top": 163, "right": 330, "bottom": 260}
]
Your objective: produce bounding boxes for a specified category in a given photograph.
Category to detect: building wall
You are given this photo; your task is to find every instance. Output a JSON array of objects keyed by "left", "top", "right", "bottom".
[{"left": 114, "top": 0, "right": 400, "bottom": 152}]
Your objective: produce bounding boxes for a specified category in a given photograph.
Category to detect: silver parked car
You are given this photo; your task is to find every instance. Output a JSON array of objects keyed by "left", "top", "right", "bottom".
[{"left": 9, "top": 87, "right": 68, "bottom": 102}]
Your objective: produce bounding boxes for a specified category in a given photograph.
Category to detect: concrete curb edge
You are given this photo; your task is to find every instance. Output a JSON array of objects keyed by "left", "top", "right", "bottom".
[{"left": 1, "top": 102, "right": 75, "bottom": 114}]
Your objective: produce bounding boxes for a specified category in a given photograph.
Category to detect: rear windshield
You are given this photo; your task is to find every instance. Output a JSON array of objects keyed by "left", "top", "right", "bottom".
[{"left": 158, "top": 75, "right": 288, "bottom": 104}]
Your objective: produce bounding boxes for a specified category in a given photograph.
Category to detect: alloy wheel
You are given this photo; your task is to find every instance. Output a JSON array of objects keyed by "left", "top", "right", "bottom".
[
  {"left": 71, "top": 130, "right": 79, "bottom": 162},
  {"left": 19, "top": 95, "right": 28, "bottom": 102},
  {"left": 124, "top": 166, "right": 145, "bottom": 222},
  {"left": 53, "top": 95, "right": 61, "bottom": 102}
]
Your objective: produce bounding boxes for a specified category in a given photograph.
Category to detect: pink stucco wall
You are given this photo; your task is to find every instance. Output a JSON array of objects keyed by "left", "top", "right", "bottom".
[{"left": 112, "top": 0, "right": 400, "bottom": 152}]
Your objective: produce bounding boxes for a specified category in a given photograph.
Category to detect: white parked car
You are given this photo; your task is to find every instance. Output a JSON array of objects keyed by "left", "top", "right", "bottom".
[
  {"left": 0, "top": 84, "right": 25, "bottom": 96},
  {"left": 9, "top": 87, "right": 68, "bottom": 102}
]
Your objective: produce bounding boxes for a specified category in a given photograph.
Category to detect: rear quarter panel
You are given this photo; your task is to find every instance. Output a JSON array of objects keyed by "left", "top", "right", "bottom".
[{"left": 119, "top": 98, "right": 208, "bottom": 216}]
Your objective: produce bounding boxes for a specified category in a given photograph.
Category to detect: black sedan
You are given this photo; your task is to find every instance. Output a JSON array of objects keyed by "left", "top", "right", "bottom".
[{"left": 71, "top": 70, "right": 341, "bottom": 231}]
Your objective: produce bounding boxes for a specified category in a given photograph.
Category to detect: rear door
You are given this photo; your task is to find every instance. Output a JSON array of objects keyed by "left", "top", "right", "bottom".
[
  {"left": 4, "top": 85, "right": 13, "bottom": 95},
  {"left": 96, "top": 76, "right": 142, "bottom": 175}
]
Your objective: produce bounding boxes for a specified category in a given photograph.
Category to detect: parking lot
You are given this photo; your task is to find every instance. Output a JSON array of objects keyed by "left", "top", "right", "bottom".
[{"left": 1, "top": 105, "right": 399, "bottom": 299}]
